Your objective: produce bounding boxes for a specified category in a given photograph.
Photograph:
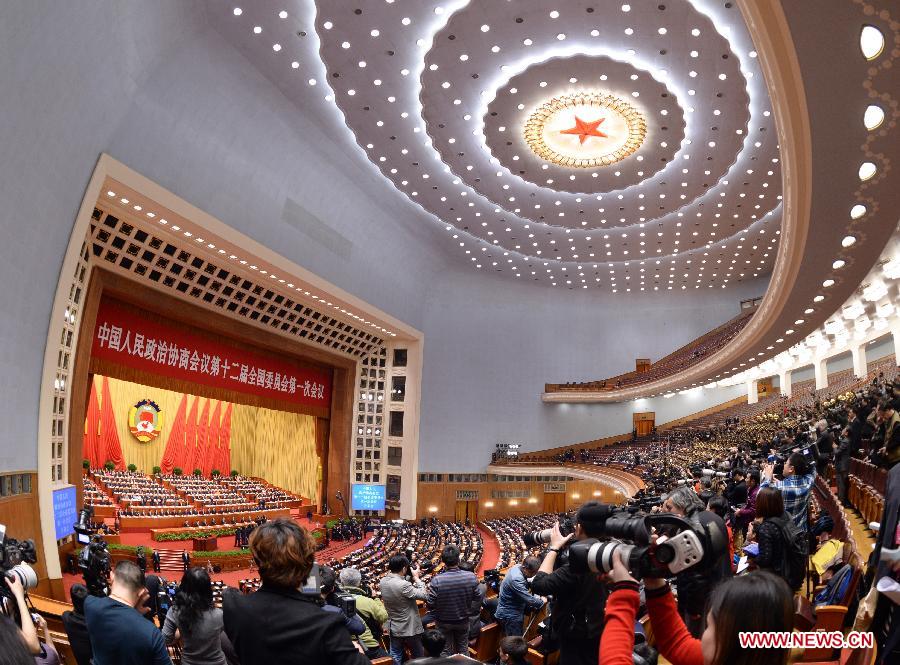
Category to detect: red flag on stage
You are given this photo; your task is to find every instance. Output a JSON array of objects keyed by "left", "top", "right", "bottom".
[
  {"left": 204, "top": 402, "right": 221, "bottom": 477},
  {"left": 219, "top": 403, "right": 233, "bottom": 475},
  {"left": 99, "top": 377, "right": 124, "bottom": 470},
  {"left": 159, "top": 395, "right": 187, "bottom": 474},
  {"left": 83, "top": 380, "right": 101, "bottom": 468},
  {"left": 178, "top": 398, "right": 198, "bottom": 472},
  {"left": 193, "top": 400, "right": 210, "bottom": 474}
]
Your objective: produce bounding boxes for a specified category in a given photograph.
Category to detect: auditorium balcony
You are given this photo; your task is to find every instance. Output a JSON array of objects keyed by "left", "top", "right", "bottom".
[{"left": 544, "top": 307, "right": 756, "bottom": 397}]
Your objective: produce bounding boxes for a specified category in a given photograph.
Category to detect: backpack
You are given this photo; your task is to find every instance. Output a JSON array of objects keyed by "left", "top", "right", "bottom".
[
  {"left": 814, "top": 563, "right": 852, "bottom": 607},
  {"left": 770, "top": 515, "right": 809, "bottom": 591}
]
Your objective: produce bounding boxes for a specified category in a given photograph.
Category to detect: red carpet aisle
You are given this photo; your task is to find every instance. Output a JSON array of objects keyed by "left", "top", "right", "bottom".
[{"left": 477, "top": 525, "right": 501, "bottom": 575}]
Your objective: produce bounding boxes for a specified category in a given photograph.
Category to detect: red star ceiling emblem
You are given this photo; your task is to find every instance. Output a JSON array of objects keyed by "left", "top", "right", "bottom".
[{"left": 559, "top": 115, "right": 608, "bottom": 144}]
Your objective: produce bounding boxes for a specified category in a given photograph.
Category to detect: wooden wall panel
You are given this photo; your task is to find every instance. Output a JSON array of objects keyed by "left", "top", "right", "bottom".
[
  {"left": 415, "top": 479, "right": 621, "bottom": 522},
  {"left": 0, "top": 475, "right": 49, "bottom": 589}
]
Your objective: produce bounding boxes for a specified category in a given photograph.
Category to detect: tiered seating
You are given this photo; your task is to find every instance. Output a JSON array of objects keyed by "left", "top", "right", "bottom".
[
  {"left": 82, "top": 476, "right": 113, "bottom": 507},
  {"left": 483, "top": 515, "right": 557, "bottom": 569},
  {"left": 848, "top": 459, "right": 887, "bottom": 527},
  {"left": 218, "top": 475, "right": 304, "bottom": 508},
  {"left": 238, "top": 520, "right": 483, "bottom": 595},
  {"left": 545, "top": 308, "right": 755, "bottom": 393},
  {"left": 162, "top": 475, "right": 255, "bottom": 511},
  {"left": 92, "top": 470, "right": 188, "bottom": 509}
]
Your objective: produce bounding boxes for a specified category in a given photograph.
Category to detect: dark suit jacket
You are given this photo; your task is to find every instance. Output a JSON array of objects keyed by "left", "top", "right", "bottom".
[{"left": 222, "top": 585, "right": 369, "bottom": 665}]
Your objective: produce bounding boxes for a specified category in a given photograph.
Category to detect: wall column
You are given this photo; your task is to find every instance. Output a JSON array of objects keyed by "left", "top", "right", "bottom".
[
  {"left": 779, "top": 370, "right": 792, "bottom": 398},
  {"left": 814, "top": 357, "right": 828, "bottom": 391},
  {"left": 746, "top": 379, "right": 758, "bottom": 404},
  {"left": 851, "top": 343, "right": 867, "bottom": 378}
]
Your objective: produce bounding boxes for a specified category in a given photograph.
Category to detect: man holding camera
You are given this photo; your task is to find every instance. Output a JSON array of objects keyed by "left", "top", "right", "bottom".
[
  {"left": 529, "top": 504, "right": 609, "bottom": 665},
  {"left": 760, "top": 451, "right": 816, "bottom": 531},
  {"left": 380, "top": 554, "right": 427, "bottom": 665},
  {"left": 84, "top": 560, "right": 171, "bottom": 665},
  {"left": 494, "top": 556, "right": 544, "bottom": 637},
  {"left": 339, "top": 567, "right": 390, "bottom": 660}
]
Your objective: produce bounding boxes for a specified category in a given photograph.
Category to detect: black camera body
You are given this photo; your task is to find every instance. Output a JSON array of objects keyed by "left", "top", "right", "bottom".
[
  {"left": 333, "top": 591, "right": 357, "bottom": 618},
  {"left": 522, "top": 513, "right": 575, "bottom": 548},
  {"left": 482, "top": 568, "right": 502, "bottom": 593},
  {"left": 568, "top": 510, "right": 727, "bottom": 580},
  {"left": 79, "top": 535, "right": 112, "bottom": 597},
  {"left": 0, "top": 524, "right": 39, "bottom": 625}
]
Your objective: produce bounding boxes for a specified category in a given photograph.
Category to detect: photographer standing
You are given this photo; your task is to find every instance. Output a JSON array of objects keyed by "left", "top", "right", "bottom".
[
  {"left": 529, "top": 504, "right": 610, "bottom": 665},
  {"left": 760, "top": 451, "right": 816, "bottom": 532},
  {"left": 379, "top": 555, "right": 427, "bottom": 665},
  {"left": 338, "top": 568, "right": 390, "bottom": 660},
  {"left": 494, "top": 556, "right": 543, "bottom": 637},
  {"left": 3, "top": 575, "right": 40, "bottom": 655}
]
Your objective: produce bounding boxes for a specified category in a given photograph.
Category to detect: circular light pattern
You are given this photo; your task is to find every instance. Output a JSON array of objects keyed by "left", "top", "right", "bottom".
[
  {"left": 860, "top": 25, "right": 885, "bottom": 60},
  {"left": 523, "top": 92, "right": 647, "bottom": 168},
  {"left": 312, "top": 0, "right": 781, "bottom": 290}
]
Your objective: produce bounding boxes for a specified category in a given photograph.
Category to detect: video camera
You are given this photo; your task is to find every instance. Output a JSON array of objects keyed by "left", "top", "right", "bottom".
[
  {"left": 567, "top": 509, "right": 728, "bottom": 580},
  {"left": 79, "top": 534, "right": 111, "bottom": 597},
  {"left": 482, "top": 568, "right": 503, "bottom": 593},
  {"left": 0, "top": 524, "right": 38, "bottom": 625}
]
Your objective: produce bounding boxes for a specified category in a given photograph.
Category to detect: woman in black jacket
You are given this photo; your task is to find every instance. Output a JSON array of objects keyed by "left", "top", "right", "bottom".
[{"left": 749, "top": 487, "right": 790, "bottom": 585}]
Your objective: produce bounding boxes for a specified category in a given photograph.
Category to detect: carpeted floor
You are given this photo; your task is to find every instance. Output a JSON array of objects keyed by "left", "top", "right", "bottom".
[{"left": 477, "top": 525, "right": 501, "bottom": 574}]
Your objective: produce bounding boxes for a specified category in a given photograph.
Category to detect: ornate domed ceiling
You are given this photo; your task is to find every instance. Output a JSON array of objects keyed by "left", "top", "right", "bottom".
[
  {"left": 206, "top": 0, "right": 900, "bottom": 397},
  {"left": 312, "top": 0, "right": 781, "bottom": 291}
]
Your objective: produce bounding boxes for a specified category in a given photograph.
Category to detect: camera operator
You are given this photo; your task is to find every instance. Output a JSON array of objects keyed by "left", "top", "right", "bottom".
[
  {"left": 338, "top": 567, "right": 390, "bottom": 660},
  {"left": 494, "top": 556, "right": 543, "bottom": 637},
  {"left": 3, "top": 574, "right": 40, "bottom": 655},
  {"left": 83, "top": 560, "right": 171, "bottom": 665},
  {"left": 379, "top": 554, "right": 427, "bottom": 665},
  {"left": 318, "top": 566, "right": 368, "bottom": 641},
  {"left": 659, "top": 487, "right": 730, "bottom": 638},
  {"left": 760, "top": 451, "right": 816, "bottom": 532},
  {"left": 529, "top": 503, "right": 610, "bottom": 665},
  {"left": 222, "top": 518, "right": 368, "bottom": 665},
  {"left": 599, "top": 550, "right": 794, "bottom": 665}
]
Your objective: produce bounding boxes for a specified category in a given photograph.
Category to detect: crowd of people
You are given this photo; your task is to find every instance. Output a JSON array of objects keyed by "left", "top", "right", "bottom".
[{"left": 2, "top": 370, "right": 897, "bottom": 664}]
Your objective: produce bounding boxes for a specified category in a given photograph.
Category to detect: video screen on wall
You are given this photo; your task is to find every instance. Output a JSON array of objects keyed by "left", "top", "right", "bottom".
[{"left": 351, "top": 483, "right": 386, "bottom": 511}]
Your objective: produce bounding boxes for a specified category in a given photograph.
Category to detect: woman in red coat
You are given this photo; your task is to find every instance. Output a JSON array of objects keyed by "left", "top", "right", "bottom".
[{"left": 599, "top": 549, "right": 793, "bottom": 665}]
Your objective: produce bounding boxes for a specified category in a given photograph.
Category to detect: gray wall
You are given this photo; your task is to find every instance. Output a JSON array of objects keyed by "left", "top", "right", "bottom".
[
  {"left": 0, "top": 1, "right": 769, "bottom": 473},
  {"left": 0, "top": 1, "right": 446, "bottom": 470},
  {"left": 417, "top": 270, "right": 766, "bottom": 471}
]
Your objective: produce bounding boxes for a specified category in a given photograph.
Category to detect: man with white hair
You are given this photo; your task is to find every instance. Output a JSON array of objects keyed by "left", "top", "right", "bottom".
[{"left": 339, "top": 567, "right": 390, "bottom": 660}]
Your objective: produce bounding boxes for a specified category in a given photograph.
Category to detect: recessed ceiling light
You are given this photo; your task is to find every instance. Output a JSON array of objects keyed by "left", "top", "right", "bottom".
[
  {"left": 401, "top": 17, "right": 411, "bottom": 25},
  {"left": 253, "top": 26, "right": 262, "bottom": 34},
  {"left": 804, "top": 308, "right": 814, "bottom": 314},
  {"left": 822, "top": 279, "right": 835, "bottom": 288},
  {"left": 850, "top": 204, "right": 867, "bottom": 219},
  {"left": 621, "top": 4, "right": 631, "bottom": 11},
  {"left": 370, "top": 29, "right": 380, "bottom": 37},
  {"left": 860, "top": 25, "right": 885, "bottom": 60},
  {"left": 813, "top": 295, "right": 824, "bottom": 302},
  {"left": 859, "top": 162, "right": 877, "bottom": 180},
  {"left": 233, "top": 7, "right": 242, "bottom": 16},
  {"left": 291, "top": 61, "right": 299, "bottom": 68},
  {"left": 308, "top": 78, "right": 316, "bottom": 85},
  {"left": 480, "top": 24, "right": 490, "bottom": 32},
  {"left": 832, "top": 260, "right": 845, "bottom": 269},
  {"left": 278, "top": 10, "right": 287, "bottom": 19},
  {"left": 842, "top": 235, "right": 857, "bottom": 248},
  {"left": 272, "top": 43, "right": 281, "bottom": 51},
  {"left": 323, "top": 21, "right": 333, "bottom": 29},
  {"left": 864, "top": 105, "right": 884, "bottom": 130}
]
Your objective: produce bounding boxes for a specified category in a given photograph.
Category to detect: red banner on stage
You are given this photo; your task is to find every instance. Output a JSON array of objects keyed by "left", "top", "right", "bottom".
[{"left": 91, "top": 299, "right": 331, "bottom": 408}]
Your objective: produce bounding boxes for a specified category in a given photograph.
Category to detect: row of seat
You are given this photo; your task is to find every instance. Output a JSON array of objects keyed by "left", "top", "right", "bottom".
[{"left": 848, "top": 474, "right": 885, "bottom": 531}]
